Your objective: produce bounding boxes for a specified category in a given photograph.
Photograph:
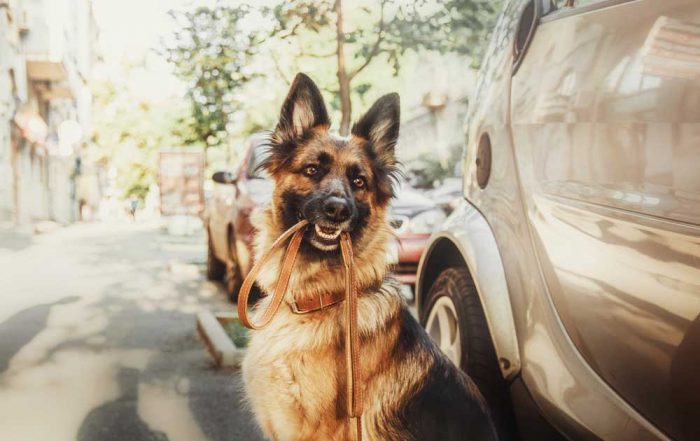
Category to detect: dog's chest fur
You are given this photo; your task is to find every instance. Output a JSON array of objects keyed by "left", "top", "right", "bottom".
[
  {"left": 242, "top": 287, "right": 403, "bottom": 441},
  {"left": 243, "top": 321, "right": 342, "bottom": 440}
]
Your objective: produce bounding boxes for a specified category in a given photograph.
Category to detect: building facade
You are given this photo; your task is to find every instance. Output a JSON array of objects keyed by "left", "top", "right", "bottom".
[
  {"left": 0, "top": 0, "right": 94, "bottom": 225},
  {"left": 396, "top": 53, "right": 477, "bottom": 171}
]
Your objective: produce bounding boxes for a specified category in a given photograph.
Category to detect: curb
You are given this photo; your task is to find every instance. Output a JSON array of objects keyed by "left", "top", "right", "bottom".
[{"left": 196, "top": 311, "right": 245, "bottom": 368}]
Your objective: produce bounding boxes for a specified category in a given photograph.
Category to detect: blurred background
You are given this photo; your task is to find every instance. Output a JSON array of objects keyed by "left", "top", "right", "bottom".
[
  {"left": 0, "top": 0, "right": 500, "bottom": 439},
  {"left": 1, "top": 0, "right": 501, "bottom": 229}
]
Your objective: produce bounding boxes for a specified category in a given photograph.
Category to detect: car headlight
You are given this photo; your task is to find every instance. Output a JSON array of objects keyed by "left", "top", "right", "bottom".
[{"left": 408, "top": 208, "right": 446, "bottom": 234}]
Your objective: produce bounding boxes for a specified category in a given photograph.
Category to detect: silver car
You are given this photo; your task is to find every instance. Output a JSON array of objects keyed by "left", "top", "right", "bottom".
[{"left": 416, "top": 1, "right": 700, "bottom": 440}]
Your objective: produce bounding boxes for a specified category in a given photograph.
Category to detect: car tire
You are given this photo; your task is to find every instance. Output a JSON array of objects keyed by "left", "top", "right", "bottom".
[
  {"left": 225, "top": 231, "right": 243, "bottom": 302},
  {"left": 423, "top": 267, "right": 517, "bottom": 441},
  {"left": 206, "top": 233, "right": 225, "bottom": 281}
]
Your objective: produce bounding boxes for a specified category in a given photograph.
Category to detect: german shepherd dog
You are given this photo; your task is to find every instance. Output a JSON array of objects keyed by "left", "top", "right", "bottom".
[{"left": 242, "top": 73, "right": 498, "bottom": 441}]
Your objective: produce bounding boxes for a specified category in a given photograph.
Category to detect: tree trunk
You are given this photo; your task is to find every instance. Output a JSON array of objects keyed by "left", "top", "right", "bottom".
[{"left": 335, "top": 0, "right": 352, "bottom": 136}]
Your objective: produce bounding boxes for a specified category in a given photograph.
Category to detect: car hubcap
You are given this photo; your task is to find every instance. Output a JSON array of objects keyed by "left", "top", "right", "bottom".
[{"left": 426, "top": 296, "right": 462, "bottom": 366}]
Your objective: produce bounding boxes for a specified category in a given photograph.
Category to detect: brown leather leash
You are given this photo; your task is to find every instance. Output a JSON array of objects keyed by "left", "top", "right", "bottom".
[{"left": 237, "top": 219, "right": 364, "bottom": 441}]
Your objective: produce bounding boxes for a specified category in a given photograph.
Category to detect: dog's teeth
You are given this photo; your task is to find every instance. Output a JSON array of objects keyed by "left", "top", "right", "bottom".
[{"left": 314, "top": 224, "right": 341, "bottom": 240}]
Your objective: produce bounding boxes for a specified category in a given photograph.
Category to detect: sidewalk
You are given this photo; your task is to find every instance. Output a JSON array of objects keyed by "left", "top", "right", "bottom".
[{"left": 0, "top": 219, "right": 65, "bottom": 251}]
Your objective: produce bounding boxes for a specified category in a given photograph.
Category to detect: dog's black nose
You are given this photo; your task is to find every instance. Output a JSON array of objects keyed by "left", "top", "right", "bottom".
[{"left": 323, "top": 197, "right": 350, "bottom": 222}]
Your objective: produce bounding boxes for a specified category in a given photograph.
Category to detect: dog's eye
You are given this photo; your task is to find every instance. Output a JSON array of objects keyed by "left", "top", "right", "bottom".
[
  {"left": 304, "top": 165, "right": 318, "bottom": 177},
  {"left": 352, "top": 177, "right": 366, "bottom": 189}
]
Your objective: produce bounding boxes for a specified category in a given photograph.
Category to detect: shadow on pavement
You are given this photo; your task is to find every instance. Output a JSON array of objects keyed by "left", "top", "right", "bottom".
[
  {"left": 0, "top": 296, "right": 80, "bottom": 375},
  {"left": 0, "top": 229, "right": 33, "bottom": 251},
  {"left": 0, "top": 224, "right": 263, "bottom": 441},
  {"left": 54, "top": 279, "right": 262, "bottom": 441},
  {"left": 77, "top": 367, "right": 168, "bottom": 441}
]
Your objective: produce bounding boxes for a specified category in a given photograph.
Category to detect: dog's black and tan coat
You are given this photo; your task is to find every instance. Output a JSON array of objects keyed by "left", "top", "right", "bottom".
[{"left": 242, "top": 73, "right": 498, "bottom": 441}]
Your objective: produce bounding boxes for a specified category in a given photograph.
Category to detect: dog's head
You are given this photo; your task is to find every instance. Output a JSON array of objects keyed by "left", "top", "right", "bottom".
[{"left": 262, "top": 73, "right": 400, "bottom": 257}]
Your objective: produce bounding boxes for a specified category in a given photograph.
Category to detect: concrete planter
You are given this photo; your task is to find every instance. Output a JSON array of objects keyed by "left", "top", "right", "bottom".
[{"left": 196, "top": 311, "right": 247, "bottom": 368}]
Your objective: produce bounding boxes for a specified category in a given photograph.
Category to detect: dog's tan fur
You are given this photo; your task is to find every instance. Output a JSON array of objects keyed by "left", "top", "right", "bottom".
[
  {"left": 242, "top": 73, "right": 496, "bottom": 441},
  {"left": 242, "top": 154, "right": 424, "bottom": 441},
  {"left": 253, "top": 131, "right": 393, "bottom": 303}
]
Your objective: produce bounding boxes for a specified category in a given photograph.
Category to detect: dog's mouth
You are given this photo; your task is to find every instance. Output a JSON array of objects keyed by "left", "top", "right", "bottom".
[
  {"left": 308, "top": 223, "right": 343, "bottom": 251},
  {"left": 314, "top": 224, "right": 342, "bottom": 240},
  {"left": 297, "top": 212, "right": 347, "bottom": 251}
]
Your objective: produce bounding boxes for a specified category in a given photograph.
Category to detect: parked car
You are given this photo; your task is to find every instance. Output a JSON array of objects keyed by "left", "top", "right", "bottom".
[
  {"left": 425, "top": 177, "right": 463, "bottom": 215},
  {"left": 388, "top": 183, "right": 446, "bottom": 290},
  {"left": 204, "top": 134, "right": 444, "bottom": 301},
  {"left": 204, "top": 133, "right": 272, "bottom": 300},
  {"left": 416, "top": 1, "right": 700, "bottom": 441}
]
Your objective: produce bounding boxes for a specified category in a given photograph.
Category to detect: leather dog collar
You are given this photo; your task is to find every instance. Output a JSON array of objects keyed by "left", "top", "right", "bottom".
[{"left": 291, "top": 291, "right": 346, "bottom": 314}]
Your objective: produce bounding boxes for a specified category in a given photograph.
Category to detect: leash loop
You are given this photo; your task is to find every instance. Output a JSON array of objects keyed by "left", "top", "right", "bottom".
[
  {"left": 237, "top": 221, "right": 363, "bottom": 441},
  {"left": 237, "top": 219, "right": 308, "bottom": 329}
]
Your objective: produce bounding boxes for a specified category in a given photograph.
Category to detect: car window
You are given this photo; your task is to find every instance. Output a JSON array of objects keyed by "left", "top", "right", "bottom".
[
  {"left": 544, "top": 0, "right": 630, "bottom": 21},
  {"left": 569, "top": 0, "right": 605, "bottom": 5},
  {"left": 551, "top": 0, "right": 617, "bottom": 9},
  {"left": 247, "top": 142, "right": 270, "bottom": 179}
]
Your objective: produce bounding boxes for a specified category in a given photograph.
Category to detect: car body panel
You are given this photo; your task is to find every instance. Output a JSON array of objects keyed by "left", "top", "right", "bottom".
[
  {"left": 417, "top": 0, "right": 682, "bottom": 439},
  {"left": 511, "top": 1, "right": 700, "bottom": 438},
  {"left": 416, "top": 200, "right": 521, "bottom": 380},
  {"left": 393, "top": 234, "right": 426, "bottom": 284},
  {"left": 207, "top": 176, "right": 237, "bottom": 261},
  {"left": 204, "top": 134, "right": 271, "bottom": 273},
  {"left": 389, "top": 185, "right": 437, "bottom": 285},
  {"left": 232, "top": 175, "right": 273, "bottom": 277}
]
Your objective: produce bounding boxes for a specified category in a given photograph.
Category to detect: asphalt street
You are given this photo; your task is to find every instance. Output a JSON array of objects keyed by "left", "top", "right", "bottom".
[{"left": 0, "top": 221, "right": 265, "bottom": 441}]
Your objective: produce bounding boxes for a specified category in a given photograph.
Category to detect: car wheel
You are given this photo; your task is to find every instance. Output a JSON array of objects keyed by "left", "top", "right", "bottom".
[
  {"left": 424, "top": 267, "right": 517, "bottom": 441},
  {"left": 225, "top": 232, "right": 243, "bottom": 302},
  {"left": 206, "top": 232, "right": 225, "bottom": 281}
]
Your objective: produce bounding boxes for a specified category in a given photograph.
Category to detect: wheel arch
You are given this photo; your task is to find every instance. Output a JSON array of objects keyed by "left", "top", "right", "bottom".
[
  {"left": 416, "top": 239, "right": 464, "bottom": 320},
  {"left": 416, "top": 201, "right": 521, "bottom": 380}
]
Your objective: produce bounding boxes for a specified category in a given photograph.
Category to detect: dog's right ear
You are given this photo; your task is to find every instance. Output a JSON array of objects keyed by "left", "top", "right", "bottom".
[{"left": 267, "top": 73, "right": 329, "bottom": 172}]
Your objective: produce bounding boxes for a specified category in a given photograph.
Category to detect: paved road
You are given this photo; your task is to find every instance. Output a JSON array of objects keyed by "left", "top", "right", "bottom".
[{"left": 0, "top": 221, "right": 264, "bottom": 441}]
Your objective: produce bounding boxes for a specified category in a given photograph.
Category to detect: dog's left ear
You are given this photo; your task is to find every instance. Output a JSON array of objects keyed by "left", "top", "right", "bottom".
[
  {"left": 352, "top": 93, "right": 401, "bottom": 202},
  {"left": 351, "top": 93, "right": 400, "bottom": 162}
]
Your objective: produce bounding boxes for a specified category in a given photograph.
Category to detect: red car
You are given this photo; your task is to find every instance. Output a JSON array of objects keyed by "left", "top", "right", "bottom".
[
  {"left": 203, "top": 134, "right": 273, "bottom": 300},
  {"left": 204, "top": 133, "right": 446, "bottom": 301},
  {"left": 386, "top": 185, "right": 446, "bottom": 288}
]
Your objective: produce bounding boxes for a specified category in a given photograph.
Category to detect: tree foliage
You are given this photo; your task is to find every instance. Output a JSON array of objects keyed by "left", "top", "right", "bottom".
[
  {"left": 262, "top": 0, "right": 501, "bottom": 134},
  {"left": 164, "top": 6, "right": 259, "bottom": 163},
  {"left": 166, "top": 0, "right": 502, "bottom": 141},
  {"left": 385, "top": 0, "right": 501, "bottom": 65},
  {"left": 89, "top": 76, "right": 191, "bottom": 201}
]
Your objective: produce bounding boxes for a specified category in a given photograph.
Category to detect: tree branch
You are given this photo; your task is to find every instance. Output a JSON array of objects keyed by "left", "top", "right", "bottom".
[
  {"left": 299, "top": 50, "right": 337, "bottom": 59},
  {"left": 271, "top": 54, "right": 291, "bottom": 84},
  {"left": 348, "top": 0, "right": 387, "bottom": 81},
  {"left": 272, "top": 20, "right": 303, "bottom": 40}
]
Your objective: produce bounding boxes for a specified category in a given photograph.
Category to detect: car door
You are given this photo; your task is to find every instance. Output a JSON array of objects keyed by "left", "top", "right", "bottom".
[
  {"left": 231, "top": 136, "right": 274, "bottom": 277},
  {"left": 209, "top": 163, "right": 240, "bottom": 261},
  {"left": 510, "top": 1, "right": 700, "bottom": 440}
]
